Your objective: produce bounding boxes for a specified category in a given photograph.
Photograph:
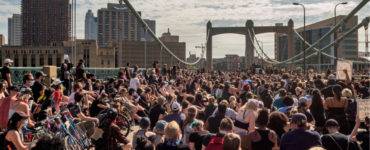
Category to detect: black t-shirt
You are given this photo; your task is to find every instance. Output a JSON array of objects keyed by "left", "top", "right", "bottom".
[
  {"left": 68, "top": 103, "right": 82, "bottom": 118},
  {"left": 149, "top": 104, "right": 166, "bottom": 129},
  {"left": 1, "top": 66, "right": 11, "bottom": 80},
  {"left": 206, "top": 115, "right": 225, "bottom": 134},
  {"left": 90, "top": 99, "right": 107, "bottom": 117},
  {"left": 322, "top": 132, "right": 360, "bottom": 150},
  {"left": 189, "top": 131, "right": 210, "bottom": 150},
  {"left": 357, "top": 130, "right": 369, "bottom": 150},
  {"left": 75, "top": 67, "right": 85, "bottom": 80},
  {"left": 31, "top": 81, "right": 43, "bottom": 101}
]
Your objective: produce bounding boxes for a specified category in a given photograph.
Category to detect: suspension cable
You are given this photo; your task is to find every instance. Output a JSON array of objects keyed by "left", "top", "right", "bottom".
[
  {"left": 249, "top": 29, "right": 280, "bottom": 63},
  {"left": 246, "top": 29, "right": 279, "bottom": 64},
  {"left": 121, "top": 0, "right": 205, "bottom": 65}
]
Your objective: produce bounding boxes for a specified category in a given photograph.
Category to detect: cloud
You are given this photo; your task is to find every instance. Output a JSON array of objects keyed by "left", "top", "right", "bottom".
[{"left": 0, "top": 0, "right": 369, "bottom": 58}]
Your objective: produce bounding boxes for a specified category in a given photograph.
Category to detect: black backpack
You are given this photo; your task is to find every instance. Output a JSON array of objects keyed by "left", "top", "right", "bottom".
[{"left": 0, "top": 131, "right": 7, "bottom": 149}]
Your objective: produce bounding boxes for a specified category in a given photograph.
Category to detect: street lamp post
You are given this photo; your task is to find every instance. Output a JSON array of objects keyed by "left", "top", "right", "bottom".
[
  {"left": 293, "top": 3, "right": 306, "bottom": 75},
  {"left": 334, "top": 2, "right": 348, "bottom": 70}
]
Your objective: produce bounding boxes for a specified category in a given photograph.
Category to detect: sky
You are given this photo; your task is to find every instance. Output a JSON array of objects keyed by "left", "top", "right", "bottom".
[{"left": 0, "top": 0, "right": 369, "bottom": 59}]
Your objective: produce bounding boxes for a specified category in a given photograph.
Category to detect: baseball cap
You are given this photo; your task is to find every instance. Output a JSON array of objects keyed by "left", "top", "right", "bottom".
[
  {"left": 171, "top": 102, "right": 181, "bottom": 111},
  {"left": 35, "top": 71, "right": 47, "bottom": 78},
  {"left": 139, "top": 117, "right": 150, "bottom": 129},
  {"left": 291, "top": 113, "right": 307, "bottom": 127},
  {"left": 4, "top": 59, "right": 13, "bottom": 64},
  {"left": 154, "top": 120, "right": 168, "bottom": 134}
]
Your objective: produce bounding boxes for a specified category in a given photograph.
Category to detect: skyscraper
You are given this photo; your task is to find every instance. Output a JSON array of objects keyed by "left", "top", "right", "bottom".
[
  {"left": 85, "top": 10, "right": 97, "bottom": 40},
  {"left": 139, "top": 19, "right": 156, "bottom": 42},
  {"left": 22, "top": 0, "right": 71, "bottom": 46},
  {"left": 97, "top": 3, "right": 141, "bottom": 47},
  {"left": 8, "top": 14, "right": 22, "bottom": 46}
]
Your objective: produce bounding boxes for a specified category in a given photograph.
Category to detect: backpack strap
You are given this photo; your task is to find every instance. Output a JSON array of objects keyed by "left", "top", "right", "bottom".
[{"left": 328, "top": 135, "right": 344, "bottom": 150}]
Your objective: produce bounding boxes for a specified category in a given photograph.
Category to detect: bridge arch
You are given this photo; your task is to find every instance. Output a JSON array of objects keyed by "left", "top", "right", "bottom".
[{"left": 206, "top": 19, "right": 294, "bottom": 70}]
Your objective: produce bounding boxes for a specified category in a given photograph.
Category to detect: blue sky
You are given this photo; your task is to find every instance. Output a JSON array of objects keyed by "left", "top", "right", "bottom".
[{"left": 0, "top": 0, "right": 369, "bottom": 58}]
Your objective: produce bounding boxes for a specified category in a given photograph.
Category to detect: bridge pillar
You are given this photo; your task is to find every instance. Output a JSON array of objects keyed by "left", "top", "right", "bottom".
[
  {"left": 245, "top": 20, "right": 255, "bottom": 70},
  {"left": 206, "top": 21, "right": 213, "bottom": 71},
  {"left": 287, "top": 19, "right": 294, "bottom": 69}
]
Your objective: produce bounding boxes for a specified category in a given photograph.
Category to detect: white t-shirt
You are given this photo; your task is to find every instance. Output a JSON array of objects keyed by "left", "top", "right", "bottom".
[{"left": 129, "top": 77, "right": 140, "bottom": 90}]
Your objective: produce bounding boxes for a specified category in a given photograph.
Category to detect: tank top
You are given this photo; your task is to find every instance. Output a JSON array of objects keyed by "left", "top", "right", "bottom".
[
  {"left": 5, "top": 131, "right": 18, "bottom": 150},
  {"left": 251, "top": 129, "right": 274, "bottom": 150}
]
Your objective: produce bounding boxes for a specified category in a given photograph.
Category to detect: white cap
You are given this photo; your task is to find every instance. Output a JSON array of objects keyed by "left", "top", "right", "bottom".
[
  {"left": 51, "top": 79, "right": 63, "bottom": 86},
  {"left": 171, "top": 102, "right": 181, "bottom": 111},
  {"left": 4, "top": 59, "right": 13, "bottom": 64},
  {"left": 328, "top": 74, "right": 336, "bottom": 80}
]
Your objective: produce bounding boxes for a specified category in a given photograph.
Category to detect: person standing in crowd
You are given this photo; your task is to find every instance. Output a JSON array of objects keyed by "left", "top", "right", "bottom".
[
  {"left": 324, "top": 85, "right": 349, "bottom": 134},
  {"left": 273, "top": 89, "right": 287, "bottom": 110},
  {"left": 31, "top": 71, "right": 46, "bottom": 101},
  {"left": 4, "top": 112, "right": 30, "bottom": 150},
  {"left": 0, "top": 86, "right": 22, "bottom": 129},
  {"left": 310, "top": 89, "right": 326, "bottom": 132},
  {"left": 202, "top": 118, "right": 234, "bottom": 150},
  {"left": 189, "top": 121, "right": 209, "bottom": 150},
  {"left": 129, "top": 73, "right": 141, "bottom": 91},
  {"left": 75, "top": 59, "right": 86, "bottom": 81},
  {"left": 223, "top": 133, "right": 241, "bottom": 150},
  {"left": 163, "top": 102, "right": 185, "bottom": 128},
  {"left": 60, "top": 59, "right": 72, "bottom": 95},
  {"left": 1, "top": 59, "right": 13, "bottom": 86},
  {"left": 152, "top": 120, "right": 168, "bottom": 146},
  {"left": 246, "top": 109, "right": 278, "bottom": 150},
  {"left": 149, "top": 96, "right": 167, "bottom": 129},
  {"left": 156, "top": 121, "right": 188, "bottom": 150},
  {"left": 132, "top": 117, "right": 155, "bottom": 149},
  {"left": 234, "top": 99, "right": 259, "bottom": 135},
  {"left": 206, "top": 102, "right": 228, "bottom": 134},
  {"left": 280, "top": 113, "right": 322, "bottom": 150},
  {"left": 321, "top": 119, "right": 361, "bottom": 150},
  {"left": 268, "top": 111, "right": 289, "bottom": 140}
]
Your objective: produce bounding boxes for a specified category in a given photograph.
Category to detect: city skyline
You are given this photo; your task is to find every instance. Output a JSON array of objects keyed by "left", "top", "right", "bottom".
[{"left": 0, "top": 0, "right": 369, "bottom": 58}]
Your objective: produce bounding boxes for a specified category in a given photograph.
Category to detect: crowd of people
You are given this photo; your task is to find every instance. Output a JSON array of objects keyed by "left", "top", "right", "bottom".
[{"left": 0, "top": 58, "right": 369, "bottom": 150}]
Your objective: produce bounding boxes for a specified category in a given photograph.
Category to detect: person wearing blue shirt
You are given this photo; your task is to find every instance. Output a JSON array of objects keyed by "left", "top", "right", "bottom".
[{"left": 280, "top": 113, "right": 322, "bottom": 150}]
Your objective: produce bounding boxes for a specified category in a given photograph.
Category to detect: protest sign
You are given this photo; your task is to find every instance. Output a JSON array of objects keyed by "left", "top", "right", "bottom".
[
  {"left": 357, "top": 99, "right": 370, "bottom": 121},
  {"left": 336, "top": 60, "right": 352, "bottom": 80}
]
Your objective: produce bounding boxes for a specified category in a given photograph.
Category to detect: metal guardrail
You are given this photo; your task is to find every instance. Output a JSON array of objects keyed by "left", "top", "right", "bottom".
[{"left": 6, "top": 67, "right": 121, "bottom": 85}]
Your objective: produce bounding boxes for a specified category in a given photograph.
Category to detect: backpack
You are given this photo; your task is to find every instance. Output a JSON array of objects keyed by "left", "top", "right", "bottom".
[{"left": 205, "top": 135, "right": 224, "bottom": 150}]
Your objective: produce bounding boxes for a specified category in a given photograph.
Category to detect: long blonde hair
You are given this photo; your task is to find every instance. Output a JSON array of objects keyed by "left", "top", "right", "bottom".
[{"left": 165, "top": 121, "right": 181, "bottom": 140}]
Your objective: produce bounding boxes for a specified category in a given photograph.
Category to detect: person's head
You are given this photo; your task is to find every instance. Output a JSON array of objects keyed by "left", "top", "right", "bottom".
[
  {"left": 223, "top": 133, "right": 241, "bottom": 150},
  {"left": 191, "top": 120, "right": 204, "bottom": 132},
  {"left": 268, "top": 111, "right": 289, "bottom": 133},
  {"left": 219, "top": 117, "right": 234, "bottom": 133},
  {"left": 23, "top": 73, "right": 34, "bottom": 86},
  {"left": 279, "top": 89, "right": 287, "bottom": 97},
  {"left": 3, "top": 59, "right": 13, "bottom": 66},
  {"left": 171, "top": 102, "right": 182, "bottom": 113},
  {"left": 35, "top": 71, "right": 46, "bottom": 81},
  {"left": 99, "top": 109, "right": 118, "bottom": 128},
  {"left": 217, "top": 101, "right": 228, "bottom": 116},
  {"left": 164, "top": 121, "right": 181, "bottom": 140},
  {"left": 139, "top": 117, "right": 151, "bottom": 130},
  {"left": 31, "top": 136, "right": 64, "bottom": 150},
  {"left": 341, "top": 88, "right": 352, "bottom": 98},
  {"left": 7, "top": 112, "right": 28, "bottom": 130},
  {"left": 154, "top": 120, "right": 168, "bottom": 135},
  {"left": 186, "top": 106, "right": 198, "bottom": 120},
  {"left": 290, "top": 113, "right": 308, "bottom": 129},
  {"left": 256, "top": 108, "right": 269, "bottom": 128},
  {"left": 73, "top": 82, "right": 83, "bottom": 92},
  {"left": 332, "top": 85, "right": 342, "bottom": 100},
  {"left": 8, "top": 85, "right": 19, "bottom": 97},
  {"left": 283, "top": 96, "right": 294, "bottom": 107},
  {"left": 325, "top": 119, "right": 340, "bottom": 133},
  {"left": 243, "top": 99, "right": 259, "bottom": 111},
  {"left": 295, "top": 87, "right": 303, "bottom": 96},
  {"left": 136, "top": 137, "right": 155, "bottom": 150}
]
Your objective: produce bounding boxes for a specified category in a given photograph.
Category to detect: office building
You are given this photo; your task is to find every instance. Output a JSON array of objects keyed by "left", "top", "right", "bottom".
[
  {"left": 8, "top": 14, "right": 22, "bottom": 46},
  {"left": 276, "top": 15, "right": 358, "bottom": 69},
  {"left": 97, "top": 3, "right": 141, "bottom": 47},
  {"left": 118, "top": 30, "right": 186, "bottom": 68},
  {"left": 85, "top": 10, "right": 98, "bottom": 40},
  {"left": 22, "top": 0, "right": 71, "bottom": 46},
  {"left": 0, "top": 35, "right": 5, "bottom": 46}
]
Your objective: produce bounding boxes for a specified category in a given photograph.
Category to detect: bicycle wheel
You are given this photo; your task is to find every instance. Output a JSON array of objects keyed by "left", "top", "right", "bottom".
[
  {"left": 116, "top": 113, "right": 131, "bottom": 136},
  {"left": 64, "top": 135, "right": 82, "bottom": 150}
]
